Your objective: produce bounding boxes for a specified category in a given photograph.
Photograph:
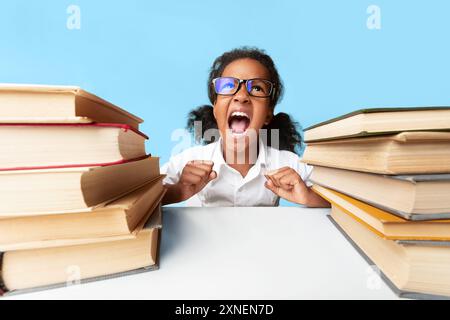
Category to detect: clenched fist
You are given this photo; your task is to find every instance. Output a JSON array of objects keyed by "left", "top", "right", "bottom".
[
  {"left": 163, "top": 160, "right": 217, "bottom": 205},
  {"left": 178, "top": 160, "right": 217, "bottom": 200},
  {"left": 264, "top": 166, "right": 330, "bottom": 207}
]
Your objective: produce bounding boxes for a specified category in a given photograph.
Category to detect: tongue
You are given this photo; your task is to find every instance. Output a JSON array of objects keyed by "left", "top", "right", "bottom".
[{"left": 230, "top": 118, "right": 248, "bottom": 134}]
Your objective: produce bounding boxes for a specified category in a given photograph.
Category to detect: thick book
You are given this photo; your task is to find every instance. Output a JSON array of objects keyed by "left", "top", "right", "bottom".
[
  {"left": 309, "top": 166, "right": 450, "bottom": 220},
  {"left": 0, "top": 123, "right": 148, "bottom": 171},
  {"left": 330, "top": 205, "right": 450, "bottom": 299},
  {"left": 304, "top": 107, "right": 450, "bottom": 142},
  {"left": 302, "top": 131, "right": 450, "bottom": 174},
  {"left": 0, "top": 176, "right": 166, "bottom": 251},
  {"left": 0, "top": 84, "right": 142, "bottom": 129},
  {"left": 313, "top": 185, "right": 450, "bottom": 240},
  {"left": 0, "top": 205, "right": 163, "bottom": 296},
  {"left": 0, "top": 156, "right": 160, "bottom": 216}
]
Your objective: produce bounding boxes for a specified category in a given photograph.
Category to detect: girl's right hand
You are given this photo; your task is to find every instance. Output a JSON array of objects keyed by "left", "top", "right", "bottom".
[{"left": 177, "top": 160, "right": 217, "bottom": 201}]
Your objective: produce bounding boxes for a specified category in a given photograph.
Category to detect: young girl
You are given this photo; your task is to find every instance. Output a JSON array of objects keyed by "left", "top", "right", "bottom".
[{"left": 161, "top": 47, "right": 330, "bottom": 208}]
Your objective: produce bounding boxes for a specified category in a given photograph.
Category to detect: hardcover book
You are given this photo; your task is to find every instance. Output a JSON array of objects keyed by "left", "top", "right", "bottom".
[
  {"left": 313, "top": 184, "right": 450, "bottom": 240},
  {"left": 329, "top": 205, "right": 450, "bottom": 299},
  {"left": 304, "top": 107, "right": 450, "bottom": 142},
  {"left": 0, "top": 156, "right": 160, "bottom": 215},
  {"left": 0, "top": 176, "right": 165, "bottom": 251},
  {"left": 302, "top": 131, "right": 450, "bottom": 174},
  {"left": 0, "top": 205, "right": 163, "bottom": 297},
  {"left": 0, "top": 84, "right": 143, "bottom": 129},
  {"left": 0, "top": 123, "right": 148, "bottom": 170},
  {"left": 309, "top": 166, "right": 450, "bottom": 220}
]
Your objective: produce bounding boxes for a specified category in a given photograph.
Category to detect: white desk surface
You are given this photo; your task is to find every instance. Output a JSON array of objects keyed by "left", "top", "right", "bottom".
[{"left": 6, "top": 207, "right": 399, "bottom": 300}]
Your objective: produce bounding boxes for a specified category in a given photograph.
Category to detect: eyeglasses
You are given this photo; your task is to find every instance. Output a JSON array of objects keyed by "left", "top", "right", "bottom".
[{"left": 212, "top": 77, "right": 275, "bottom": 98}]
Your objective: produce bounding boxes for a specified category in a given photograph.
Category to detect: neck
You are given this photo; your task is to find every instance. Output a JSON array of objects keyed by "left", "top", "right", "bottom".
[{"left": 222, "top": 137, "right": 260, "bottom": 178}]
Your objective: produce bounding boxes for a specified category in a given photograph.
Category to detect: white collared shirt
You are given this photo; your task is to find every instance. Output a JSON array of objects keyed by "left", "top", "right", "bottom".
[{"left": 161, "top": 138, "right": 313, "bottom": 207}]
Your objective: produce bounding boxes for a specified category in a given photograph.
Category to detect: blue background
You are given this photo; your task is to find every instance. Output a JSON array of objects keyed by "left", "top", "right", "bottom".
[{"left": 2, "top": 1, "right": 449, "bottom": 205}]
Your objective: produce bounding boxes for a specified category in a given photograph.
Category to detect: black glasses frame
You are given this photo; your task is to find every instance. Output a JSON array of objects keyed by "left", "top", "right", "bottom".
[{"left": 212, "top": 77, "right": 276, "bottom": 98}]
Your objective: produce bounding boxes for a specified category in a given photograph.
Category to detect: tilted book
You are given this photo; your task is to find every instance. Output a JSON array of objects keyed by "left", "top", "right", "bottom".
[
  {"left": 313, "top": 184, "right": 450, "bottom": 240},
  {"left": 329, "top": 205, "right": 450, "bottom": 299},
  {"left": 0, "top": 156, "right": 160, "bottom": 216},
  {"left": 0, "top": 176, "right": 166, "bottom": 251},
  {"left": 310, "top": 166, "right": 450, "bottom": 220}
]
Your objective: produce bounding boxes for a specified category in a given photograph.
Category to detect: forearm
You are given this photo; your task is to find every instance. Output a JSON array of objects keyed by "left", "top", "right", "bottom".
[
  {"left": 162, "top": 183, "right": 186, "bottom": 205},
  {"left": 303, "top": 187, "right": 331, "bottom": 208}
]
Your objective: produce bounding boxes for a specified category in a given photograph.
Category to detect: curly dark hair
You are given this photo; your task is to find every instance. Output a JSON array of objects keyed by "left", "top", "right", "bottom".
[{"left": 186, "top": 47, "right": 303, "bottom": 154}]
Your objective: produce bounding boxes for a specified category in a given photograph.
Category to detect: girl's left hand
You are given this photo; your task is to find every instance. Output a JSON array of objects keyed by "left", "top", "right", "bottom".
[{"left": 264, "top": 167, "right": 311, "bottom": 205}]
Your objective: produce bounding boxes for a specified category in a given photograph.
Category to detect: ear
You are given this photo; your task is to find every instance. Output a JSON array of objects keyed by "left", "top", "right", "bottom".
[{"left": 212, "top": 101, "right": 218, "bottom": 120}]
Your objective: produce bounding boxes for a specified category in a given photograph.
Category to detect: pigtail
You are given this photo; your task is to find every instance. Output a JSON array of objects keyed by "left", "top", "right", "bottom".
[
  {"left": 263, "top": 112, "right": 303, "bottom": 155},
  {"left": 186, "top": 105, "right": 218, "bottom": 144}
]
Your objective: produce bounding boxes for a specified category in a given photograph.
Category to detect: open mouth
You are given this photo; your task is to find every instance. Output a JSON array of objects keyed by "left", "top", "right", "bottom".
[{"left": 228, "top": 111, "right": 251, "bottom": 135}]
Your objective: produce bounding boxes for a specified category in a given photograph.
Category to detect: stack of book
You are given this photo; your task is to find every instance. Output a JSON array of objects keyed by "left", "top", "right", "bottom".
[
  {"left": 0, "top": 84, "right": 165, "bottom": 296},
  {"left": 302, "top": 107, "right": 450, "bottom": 298}
]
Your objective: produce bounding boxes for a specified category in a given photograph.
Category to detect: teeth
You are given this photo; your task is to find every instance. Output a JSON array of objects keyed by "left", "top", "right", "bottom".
[{"left": 231, "top": 111, "right": 249, "bottom": 119}]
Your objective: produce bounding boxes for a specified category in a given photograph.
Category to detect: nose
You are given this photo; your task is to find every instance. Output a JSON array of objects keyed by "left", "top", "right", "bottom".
[{"left": 233, "top": 81, "right": 250, "bottom": 104}]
